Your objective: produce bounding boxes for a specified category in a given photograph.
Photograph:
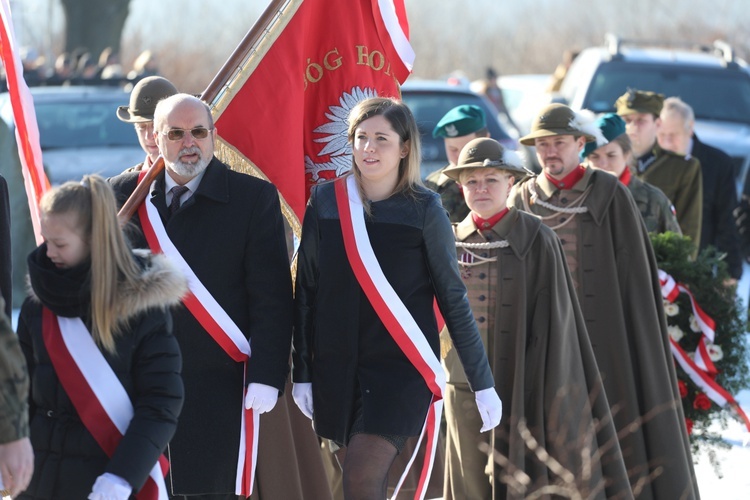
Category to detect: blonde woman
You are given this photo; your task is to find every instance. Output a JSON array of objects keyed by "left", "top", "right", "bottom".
[
  {"left": 293, "top": 97, "right": 501, "bottom": 500},
  {"left": 17, "top": 175, "right": 186, "bottom": 499}
]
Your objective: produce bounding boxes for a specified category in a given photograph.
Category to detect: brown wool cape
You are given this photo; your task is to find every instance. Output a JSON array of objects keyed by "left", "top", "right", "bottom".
[
  {"left": 443, "top": 207, "right": 631, "bottom": 499},
  {"left": 508, "top": 168, "right": 700, "bottom": 499}
]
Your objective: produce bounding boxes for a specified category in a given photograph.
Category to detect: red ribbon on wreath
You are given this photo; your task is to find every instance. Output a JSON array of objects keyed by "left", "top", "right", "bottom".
[{"left": 659, "top": 270, "right": 750, "bottom": 433}]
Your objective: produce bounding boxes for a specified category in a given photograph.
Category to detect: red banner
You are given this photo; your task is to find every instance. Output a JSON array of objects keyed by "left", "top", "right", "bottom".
[
  {"left": 0, "top": 0, "right": 49, "bottom": 243},
  {"left": 212, "top": 0, "right": 413, "bottom": 221}
]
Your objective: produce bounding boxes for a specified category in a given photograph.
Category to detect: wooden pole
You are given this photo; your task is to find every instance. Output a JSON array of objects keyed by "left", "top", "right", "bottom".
[
  {"left": 117, "top": 157, "right": 164, "bottom": 223},
  {"left": 201, "top": 0, "right": 287, "bottom": 104}
]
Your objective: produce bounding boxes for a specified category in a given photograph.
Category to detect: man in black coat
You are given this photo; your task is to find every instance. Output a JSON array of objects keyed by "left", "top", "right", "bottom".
[
  {"left": 109, "top": 94, "right": 293, "bottom": 498},
  {"left": 657, "top": 97, "right": 742, "bottom": 280}
]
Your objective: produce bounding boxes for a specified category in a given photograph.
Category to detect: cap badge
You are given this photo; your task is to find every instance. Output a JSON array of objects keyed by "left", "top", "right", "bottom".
[{"left": 445, "top": 124, "right": 459, "bottom": 137}]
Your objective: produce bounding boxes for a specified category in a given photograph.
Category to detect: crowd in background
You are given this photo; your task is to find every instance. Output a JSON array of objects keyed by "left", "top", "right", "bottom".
[{"left": 0, "top": 46, "right": 160, "bottom": 91}]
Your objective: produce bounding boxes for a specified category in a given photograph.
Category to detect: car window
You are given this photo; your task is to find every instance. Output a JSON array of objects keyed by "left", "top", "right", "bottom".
[
  {"left": 35, "top": 101, "right": 139, "bottom": 149},
  {"left": 401, "top": 90, "right": 510, "bottom": 166},
  {"left": 583, "top": 61, "right": 750, "bottom": 124}
]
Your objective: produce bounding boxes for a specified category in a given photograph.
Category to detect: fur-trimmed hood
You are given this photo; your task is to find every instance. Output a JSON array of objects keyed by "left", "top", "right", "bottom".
[
  {"left": 26, "top": 246, "right": 188, "bottom": 321},
  {"left": 114, "top": 249, "right": 188, "bottom": 320}
]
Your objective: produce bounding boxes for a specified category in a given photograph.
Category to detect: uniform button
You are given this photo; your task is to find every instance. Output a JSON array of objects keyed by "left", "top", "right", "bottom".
[
  {"left": 561, "top": 197, "right": 568, "bottom": 203},
  {"left": 478, "top": 295, "right": 486, "bottom": 301},
  {"left": 560, "top": 217, "right": 566, "bottom": 223},
  {"left": 477, "top": 316, "right": 486, "bottom": 323},
  {"left": 481, "top": 253, "right": 488, "bottom": 258},
  {"left": 479, "top": 273, "right": 486, "bottom": 279}
]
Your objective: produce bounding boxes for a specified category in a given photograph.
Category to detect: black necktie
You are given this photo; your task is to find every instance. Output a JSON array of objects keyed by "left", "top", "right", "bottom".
[{"left": 169, "top": 185, "right": 189, "bottom": 215}]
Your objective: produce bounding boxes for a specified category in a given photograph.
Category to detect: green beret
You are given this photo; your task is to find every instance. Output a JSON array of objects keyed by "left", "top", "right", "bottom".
[
  {"left": 519, "top": 103, "right": 597, "bottom": 146},
  {"left": 581, "top": 113, "right": 626, "bottom": 159},
  {"left": 432, "top": 105, "right": 486, "bottom": 138},
  {"left": 615, "top": 89, "right": 664, "bottom": 117},
  {"left": 443, "top": 137, "right": 532, "bottom": 181}
]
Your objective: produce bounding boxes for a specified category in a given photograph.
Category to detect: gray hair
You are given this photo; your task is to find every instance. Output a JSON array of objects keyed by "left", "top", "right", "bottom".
[{"left": 661, "top": 97, "right": 694, "bottom": 131}]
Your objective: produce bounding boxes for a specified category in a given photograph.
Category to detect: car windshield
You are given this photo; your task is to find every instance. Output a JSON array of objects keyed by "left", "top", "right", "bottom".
[
  {"left": 35, "top": 100, "right": 139, "bottom": 149},
  {"left": 582, "top": 61, "right": 750, "bottom": 125}
]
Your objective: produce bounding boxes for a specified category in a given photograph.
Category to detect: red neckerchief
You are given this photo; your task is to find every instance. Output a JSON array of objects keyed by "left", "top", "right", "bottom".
[
  {"left": 619, "top": 168, "right": 632, "bottom": 186},
  {"left": 472, "top": 207, "right": 509, "bottom": 230},
  {"left": 545, "top": 164, "right": 585, "bottom": 189}
]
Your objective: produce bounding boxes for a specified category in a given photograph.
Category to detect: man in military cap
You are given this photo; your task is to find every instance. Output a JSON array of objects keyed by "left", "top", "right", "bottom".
[
  {"left": 581, "top": 113, "right": 682, "bottom": 235},
  {"left": 507, "top": 103, "right": 699, "bottom": 499},
  {"left": 615, "top": 88, "right": 703, "bottom": 249},
  {"left": 424, "top": 105, "right": 489, "bottom": 222},
  {"left": 440, "top": 138, "right": 629, "bottom": 499},
  {"left": 657, "top": 96, "right": 742, "bottom": 282},
  {"left": 116, "top": 75, "right": 178, "bottom": 173}
]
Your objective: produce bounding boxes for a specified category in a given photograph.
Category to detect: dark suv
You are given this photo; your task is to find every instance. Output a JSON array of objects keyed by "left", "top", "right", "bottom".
[
  {"left": 558, "top": 34, "right": 750, "bottom": 193},
  {"left": 400, "top": 80, "right": 519, "bottom": 179}
]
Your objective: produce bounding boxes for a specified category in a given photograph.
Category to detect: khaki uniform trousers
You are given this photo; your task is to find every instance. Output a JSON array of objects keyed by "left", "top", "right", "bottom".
[{"left": 443, "top": 382, "right": 492, "bottom": 500}]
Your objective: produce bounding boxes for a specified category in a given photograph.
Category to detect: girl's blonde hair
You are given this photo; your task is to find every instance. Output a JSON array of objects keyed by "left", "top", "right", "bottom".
[
  {"left": 39, "top": 175, "right": 141, "bottom": 353},
  {"left": 346, "top": 97, "right": 422, "bottom": 212}
]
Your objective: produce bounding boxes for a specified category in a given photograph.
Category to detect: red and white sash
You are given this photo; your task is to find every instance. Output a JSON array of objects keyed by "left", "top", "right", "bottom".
[
  {"left": 335, "top": 176, "right": 445, "bottom": 500},
  {"left": 136, "top": 172, "right": 258, "bottom": 496},
  {"left": 42, "top": 308, "right": 168, "bottom": 499}
]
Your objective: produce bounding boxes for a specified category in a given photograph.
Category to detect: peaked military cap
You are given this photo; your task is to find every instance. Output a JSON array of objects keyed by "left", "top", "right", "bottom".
[
  {"left": 432, "top": 105, "right": 487, "bottom": 138},
  {"left": 615, "top": 88, "right": 664, "bottom": 117}
]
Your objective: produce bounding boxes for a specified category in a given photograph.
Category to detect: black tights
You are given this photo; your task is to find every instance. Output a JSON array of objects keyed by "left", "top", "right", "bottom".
[{"left": 334, "top": 433, "right": 398, "bottom": 500}]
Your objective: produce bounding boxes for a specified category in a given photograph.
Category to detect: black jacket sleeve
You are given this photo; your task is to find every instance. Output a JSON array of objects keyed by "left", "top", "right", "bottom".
[
  {"left": 292, "top": 189, "right": 319, "bottom": 383},
  {"left": 422, "top": 195, "right": 494, "bottom": 392},
  {"left": 105, "top": 310, "right": 184, "bottom": 491}
]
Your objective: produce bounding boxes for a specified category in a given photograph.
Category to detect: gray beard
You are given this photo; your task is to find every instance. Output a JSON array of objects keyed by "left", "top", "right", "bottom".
[{"left": 167, "top": 148, "right": 210, "bottom": 178}]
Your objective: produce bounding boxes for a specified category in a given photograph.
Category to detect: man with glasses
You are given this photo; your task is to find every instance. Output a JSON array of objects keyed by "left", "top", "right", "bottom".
[
  {"left": 109, "top": 94, "right": 309, "bottom": 499},
  {"left": 115, "top": 76, "right": 178, "bottom": 173}
]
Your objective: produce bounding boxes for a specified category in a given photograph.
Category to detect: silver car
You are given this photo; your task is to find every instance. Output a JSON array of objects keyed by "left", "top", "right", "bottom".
[{"left": 0, "top": 86, "right": 144, "bottom": 307}]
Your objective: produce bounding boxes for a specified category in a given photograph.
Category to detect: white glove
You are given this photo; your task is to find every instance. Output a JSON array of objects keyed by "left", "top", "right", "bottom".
[
  {"left": 292, "top": 382, "right": 314, "bottom": 420},
  {"left": 244, "top": 383, "right": 279, "bottom": 413},
  {"left": 475, "top": 387, "right": 503, "bottom": 432},
  {"left": 88, "top": 473, "right": 132, "bottom": 500}
]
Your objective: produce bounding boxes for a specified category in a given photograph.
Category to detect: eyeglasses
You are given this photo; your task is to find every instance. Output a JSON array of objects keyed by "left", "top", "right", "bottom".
[{"left": 160, "top": 127, "right": 213, "bottom": 141}]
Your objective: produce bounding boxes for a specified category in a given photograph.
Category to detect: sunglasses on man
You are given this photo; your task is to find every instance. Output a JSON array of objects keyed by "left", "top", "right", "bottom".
[{"left": 160, "top": 127, "right": 213, "bottom": 141}]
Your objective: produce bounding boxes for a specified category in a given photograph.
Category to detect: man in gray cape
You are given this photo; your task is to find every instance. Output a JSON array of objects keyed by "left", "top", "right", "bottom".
[{"left": 507, "top": 103, "right": 699, "bottom": 499}]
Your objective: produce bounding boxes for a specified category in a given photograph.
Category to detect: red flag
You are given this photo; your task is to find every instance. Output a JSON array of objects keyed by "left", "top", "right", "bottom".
[
  {"left": 0, "top": 0, "right": 49, "bottom": 243},
  {"left": 211, "top": 0, "right": 413, "bottom": 223}
]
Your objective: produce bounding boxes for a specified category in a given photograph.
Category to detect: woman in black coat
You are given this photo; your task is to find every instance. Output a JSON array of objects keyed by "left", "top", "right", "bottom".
[
  {"left": 292, "top": 98, "right": 502, "bottom": 500},
  {"left": 16, "top": 175, "right": 186, "bottom": 499}
]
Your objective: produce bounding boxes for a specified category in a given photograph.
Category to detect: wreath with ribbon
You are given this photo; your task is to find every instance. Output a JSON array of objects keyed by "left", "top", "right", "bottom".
[{"left": 650, "top": 232, "right": 750, "bottom": 446}]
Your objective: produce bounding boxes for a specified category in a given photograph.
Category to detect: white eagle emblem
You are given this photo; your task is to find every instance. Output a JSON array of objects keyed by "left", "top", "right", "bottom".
[{"left": 305, "top": 86, "right": 379, "bottom": 182}]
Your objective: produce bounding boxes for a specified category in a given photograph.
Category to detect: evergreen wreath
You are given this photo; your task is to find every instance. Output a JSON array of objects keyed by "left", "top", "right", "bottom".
[{"left": 650, "top": 232, "right": 750, "bottom": 448}]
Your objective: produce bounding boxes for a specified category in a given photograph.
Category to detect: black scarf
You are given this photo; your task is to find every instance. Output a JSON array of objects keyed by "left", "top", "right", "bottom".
[{"left": 27, "top": 244, "right": 91, "bottom": 318}]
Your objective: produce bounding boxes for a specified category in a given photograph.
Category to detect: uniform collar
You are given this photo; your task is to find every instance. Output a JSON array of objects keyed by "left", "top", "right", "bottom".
[
  {"left": 544, "top": 164, "right": 586, "bottom": 190},
  {"left": 530, "top": 167, "right": 616, "bottom": 226},
  {"left": 455, "top": 207, "right": 541, "bottom": 259}
]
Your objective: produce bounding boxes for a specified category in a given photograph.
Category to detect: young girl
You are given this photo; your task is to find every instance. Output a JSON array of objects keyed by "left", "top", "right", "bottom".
[
  {"left": 292, "top": 97, "right": 502, "bottom": 500},
  {"left": 17, "top": 175, "right": 186, "bottom": 499}
]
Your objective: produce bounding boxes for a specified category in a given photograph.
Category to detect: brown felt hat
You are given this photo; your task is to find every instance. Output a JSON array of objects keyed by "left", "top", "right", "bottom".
[
  {"left": 519, "top": 103, "right": 597, "bottom": 146},
  {"left": 443, "top": 138, "right": 532, "bottom": 180},
  {"left": 117, "top": 76, "right": 178, "bottom": 123}
]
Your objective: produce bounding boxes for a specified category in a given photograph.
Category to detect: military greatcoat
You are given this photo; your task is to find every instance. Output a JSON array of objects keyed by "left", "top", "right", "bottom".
[
  {"left": 508, "top": 168, "right": 700, "bottom": 500},
  {"left": 442, "top": 207, "right": 631, "bottom": 499}
]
